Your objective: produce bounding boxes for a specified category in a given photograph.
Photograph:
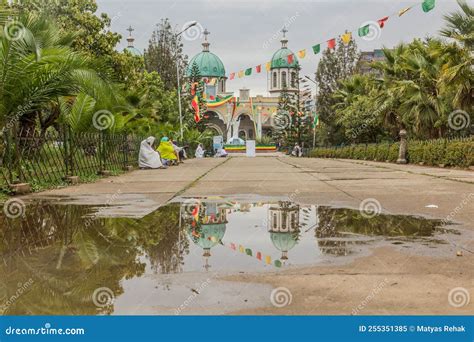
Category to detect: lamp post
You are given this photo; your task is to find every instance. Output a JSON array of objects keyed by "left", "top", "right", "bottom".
[
  {"left": 176, "top": 21, "right": 198, "bottom": 141},
  {"left": 304, "top": 75, "right": 318, "bottom": 149}
]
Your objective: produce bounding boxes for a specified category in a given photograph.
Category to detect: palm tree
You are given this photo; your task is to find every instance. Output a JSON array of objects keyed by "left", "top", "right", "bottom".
[
  {"left": 440, "top": 0, "right": 473, "bottom": 49},
  {"left": 0, "top": 12, "right": 118, "bottom": 136}
]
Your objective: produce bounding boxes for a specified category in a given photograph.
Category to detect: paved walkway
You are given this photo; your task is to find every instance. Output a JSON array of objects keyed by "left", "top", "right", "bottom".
[{"left": 26, "top": 156, "right": 474, "bottom": 314}]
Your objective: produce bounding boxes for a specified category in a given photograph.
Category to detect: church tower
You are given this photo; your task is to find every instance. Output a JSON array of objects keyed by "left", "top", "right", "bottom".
[
  {"left": 123, "top": 25, "right": 142, "bottom": 56},
  {"left": 186, "top": 29, "right": 227, "bottom": 97},
  {"left": 269, "top": 28, "right": 299, "bottom": 96}
]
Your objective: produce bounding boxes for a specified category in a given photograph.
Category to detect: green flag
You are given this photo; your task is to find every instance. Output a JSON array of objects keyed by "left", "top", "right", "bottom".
[
  {"left": 422, "top": 0, "right": 435, "bottom": 12},
  {"left": 312, "top": 44, "right": 321, "bottom": 54},
  {"left": 312, "top": 113, "right": 319, "bottom": 128},
  {"left": 245, "top": 68, "right": 252, "bottom": 76},
  {"left": 358, "top": 24, "right": 370, "bottom": 37}
]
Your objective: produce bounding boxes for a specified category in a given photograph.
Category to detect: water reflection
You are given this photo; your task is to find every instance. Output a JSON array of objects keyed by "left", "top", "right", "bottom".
[{"left": 0, "top": 198, "right": 455, "bottom": 315}]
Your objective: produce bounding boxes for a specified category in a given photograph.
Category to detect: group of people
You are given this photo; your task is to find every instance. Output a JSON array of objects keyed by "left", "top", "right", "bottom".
[
  {"left": 138, "top": 136, "right": 186, "bottom": 169},
  {"left": 139, "top": 137, "right": 228, "bottom": 170},
  {"left": 194, "top": 144, "right": 228, "bottom": 159}
]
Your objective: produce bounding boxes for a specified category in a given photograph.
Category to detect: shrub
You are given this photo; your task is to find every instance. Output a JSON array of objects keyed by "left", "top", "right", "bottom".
[{"left": 310, "top": 138, "right": 472, "bottom": 168}]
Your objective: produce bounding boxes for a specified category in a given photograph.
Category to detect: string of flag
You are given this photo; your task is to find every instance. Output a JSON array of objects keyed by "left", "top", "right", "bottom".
[
  {"left": 227, "top": 0, "right": 436, "bottom": 81},
  {"left": 227, "top": 241, "right": 283, "bottom": 268}
]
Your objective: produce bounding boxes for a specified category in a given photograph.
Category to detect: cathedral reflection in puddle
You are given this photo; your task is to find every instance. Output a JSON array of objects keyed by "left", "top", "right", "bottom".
[{"left": 0, "top": 197, "right": 457, "bottom": 314}]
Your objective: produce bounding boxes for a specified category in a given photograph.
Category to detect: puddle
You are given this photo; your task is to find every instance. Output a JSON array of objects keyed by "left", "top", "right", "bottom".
[{"left": 0, "top": 197, "right": 462, "bottom": 315}]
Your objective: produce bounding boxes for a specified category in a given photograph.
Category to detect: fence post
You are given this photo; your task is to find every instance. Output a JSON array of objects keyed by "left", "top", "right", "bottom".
[
  {"left": 98, "top": 131, "right": 111, "bottom": 176},
  {"left": 63, "top": 125, "right": 69, "bottom": 177}
]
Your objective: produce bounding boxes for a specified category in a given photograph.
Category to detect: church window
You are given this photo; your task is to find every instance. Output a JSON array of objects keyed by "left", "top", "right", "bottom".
[{"left": 281, "top": 71, "right": 287, "bottom": 88}]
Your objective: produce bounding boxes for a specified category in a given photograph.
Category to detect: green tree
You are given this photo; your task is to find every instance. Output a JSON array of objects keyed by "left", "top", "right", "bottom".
[
  {"left": 144, "top": 18, "right": 188, "bottom": 91},
  {"left": 315, "top": 36, "right": 359, "bottom": 145}
]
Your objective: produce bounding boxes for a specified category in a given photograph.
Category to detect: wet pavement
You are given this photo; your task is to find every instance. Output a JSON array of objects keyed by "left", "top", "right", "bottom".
[{"left": 0, "top": 196, "right": 466, "bottom": 315}]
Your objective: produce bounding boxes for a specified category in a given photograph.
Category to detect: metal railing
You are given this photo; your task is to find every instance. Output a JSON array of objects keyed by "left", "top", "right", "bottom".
[{"left": 0, "top": 126, "right": 144, "bottom": 190}]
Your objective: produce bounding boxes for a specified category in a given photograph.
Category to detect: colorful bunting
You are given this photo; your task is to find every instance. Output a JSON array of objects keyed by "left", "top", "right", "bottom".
[
  {"left": 227, "top": 3, "right": 434, "bottom": 82},
  {"left": 377, "top": 16, "right": 389, "bottom": 28},
  {"left": 341, "top": 32, "right": 352, "bottom": 45},
  {"left": 422, "top": 0, "right": 435, "bottom": 13},
  {"left": 265, "top": 255, "right": 272, "bottom": 265},
  {"left": 327, "top": 38, "right": 336, "bottom": 49},
  {"left": 312, "top": 44, "right": 321, "bottom": 54},
  {"left": 230, "top": 243, "right": 236, "bottom": 250},
  {"left": 239, "top": 245, "right": 245, "bottom": 253},
  {"left": 256, "top": 252, "right": 262, "bottom": 260},
  {"left": 398, "top": 7, "right": 411, "bottom": 16},
  {"left": 358, "top": 24, "right": 370, "bottom": 37},
  {"left": 245, "top": 248, "right": 253, "bottom": 256}
]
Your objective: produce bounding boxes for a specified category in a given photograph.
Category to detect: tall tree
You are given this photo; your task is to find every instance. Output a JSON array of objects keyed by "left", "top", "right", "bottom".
[
  {"left": 144, "top": 18, "right": 188, "bottom": 91},
  {"left": 315, "top": 36, "right": 359, "bottom": 144}
]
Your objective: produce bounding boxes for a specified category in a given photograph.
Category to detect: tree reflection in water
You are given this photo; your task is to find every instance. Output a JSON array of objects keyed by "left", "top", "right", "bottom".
[
  {"left": 0, "top": 202, "right": 188, "bottom": 315},
  {"left": 315, "top": 207, "right": 446, "bottom": 256}
]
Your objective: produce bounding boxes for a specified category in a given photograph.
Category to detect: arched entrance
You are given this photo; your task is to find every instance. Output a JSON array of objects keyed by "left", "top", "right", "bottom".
[
  {"left": 237, "top": 114, "right": 255, "bottom": 140},
  {"left": 203, "top": 111, "right": 226, "bottom": 136}
]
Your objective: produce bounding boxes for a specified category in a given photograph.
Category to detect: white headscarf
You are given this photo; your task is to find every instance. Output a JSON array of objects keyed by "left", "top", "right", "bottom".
[{"left": 139, "top": 137, "right": 164, "bottom": 169}]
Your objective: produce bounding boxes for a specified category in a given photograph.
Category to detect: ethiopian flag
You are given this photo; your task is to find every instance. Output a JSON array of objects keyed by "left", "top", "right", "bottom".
[
  {"left": 192, "top": 95, "right": 201, "bottom": 123},
  {"left": 313, "top": 113, "right": 319, "bottom": 128}
]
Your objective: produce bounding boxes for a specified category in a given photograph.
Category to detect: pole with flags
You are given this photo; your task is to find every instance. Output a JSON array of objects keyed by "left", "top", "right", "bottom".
[{"left": 312, "top": 112, "right": 319, "bottom": 148}]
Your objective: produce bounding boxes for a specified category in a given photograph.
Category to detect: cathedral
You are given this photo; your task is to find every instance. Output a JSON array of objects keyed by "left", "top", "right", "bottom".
[
  {"left": 124, "top": 26, "right": 302, "bottom": 143},
  {"left": 186, "top": 29, "right": 300, "bottom": 143}
]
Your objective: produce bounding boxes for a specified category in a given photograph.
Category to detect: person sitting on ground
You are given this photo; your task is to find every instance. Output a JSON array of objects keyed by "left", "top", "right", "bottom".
[
  {"left": 138, "top": 137, "right": 167, "bottom": 169},
  {"left": 195, "top": 143, "right": 205, "bottom": 158},
  {"left": 157, "top": 137, "right": 179, "bottom": 166},
  {"left": 291, "top": 143, "right": 302, "bottom": 157},
  {"left": 214, "top": 147, "right": 228, "bottom": 158},
  {"left": 171, "top": 139, "right": 186, "bottom": 163}
]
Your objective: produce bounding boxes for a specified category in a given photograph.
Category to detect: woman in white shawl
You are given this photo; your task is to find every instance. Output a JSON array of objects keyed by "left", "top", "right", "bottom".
[
  {"left": 195, "top": 143, "right": 205, "bottom": 158},
  {"left": 139, "top": 137, "right": 166, "bottom": 169}
]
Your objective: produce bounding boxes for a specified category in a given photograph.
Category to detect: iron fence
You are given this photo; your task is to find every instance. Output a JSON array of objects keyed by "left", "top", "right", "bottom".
[{"left": 0, "top": 126, "right": 144, "bottom": 190}]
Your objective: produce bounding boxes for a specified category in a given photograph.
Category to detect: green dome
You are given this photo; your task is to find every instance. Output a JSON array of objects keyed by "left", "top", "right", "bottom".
[
  {"left": 187, "top": 51, "right": 226, "bottom": 78},
  {"left": 188, "top": 223, "right": 227, "bottom": 250},
  {"left": 271, "top": 48, "right": 299, "bottom": 69},
  {"left": 270, "top": 232, "right": 298, "bottom": 252},
  {"left": 124, "top": 47, "right": 142, "bottom": 56}
]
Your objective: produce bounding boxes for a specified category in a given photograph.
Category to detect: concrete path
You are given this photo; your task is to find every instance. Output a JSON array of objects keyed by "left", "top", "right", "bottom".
[{"left": 24, "top": 156, "right": 474, "bottom": 314}]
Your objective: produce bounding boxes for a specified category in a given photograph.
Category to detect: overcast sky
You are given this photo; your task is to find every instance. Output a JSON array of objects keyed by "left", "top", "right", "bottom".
[{"left": 97, "top": 0, "right": 462, "bottom": 95}]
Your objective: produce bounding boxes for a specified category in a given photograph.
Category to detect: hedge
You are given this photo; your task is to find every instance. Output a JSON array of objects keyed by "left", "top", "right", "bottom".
[{"left": 309, "top": 137, "right": 473, "bottom": 168}]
